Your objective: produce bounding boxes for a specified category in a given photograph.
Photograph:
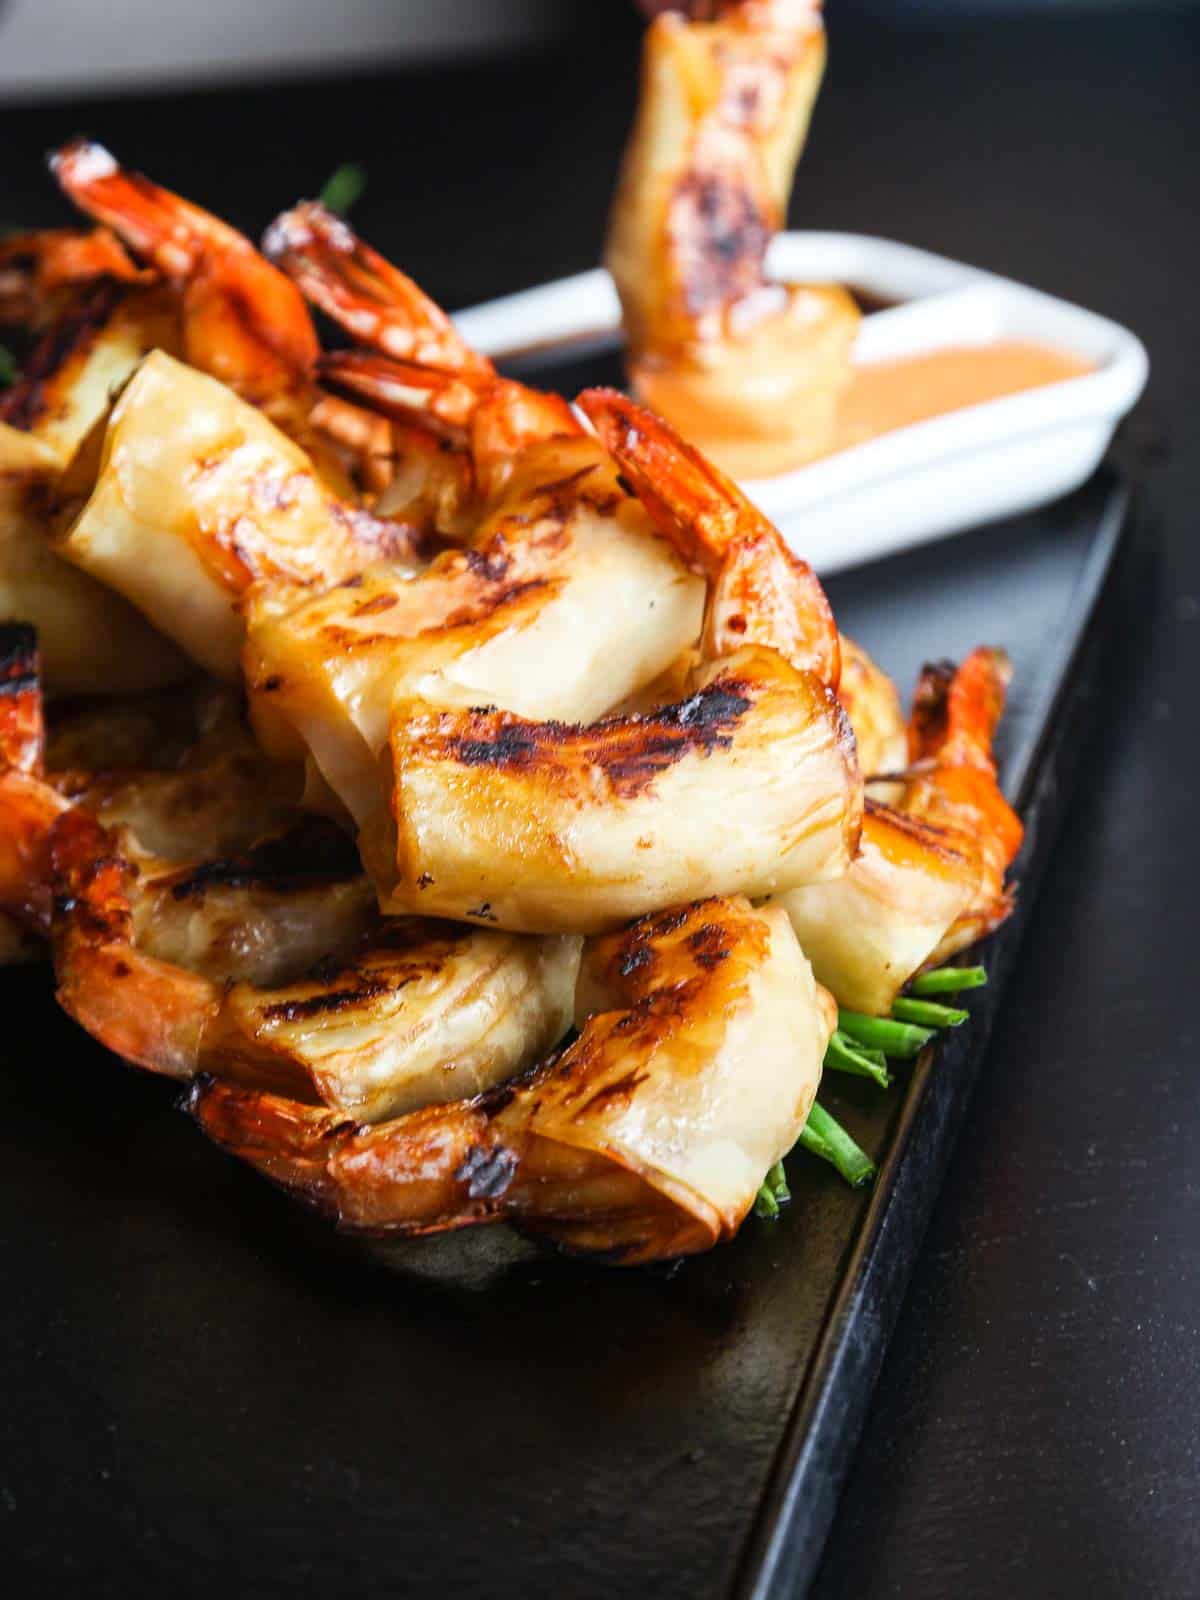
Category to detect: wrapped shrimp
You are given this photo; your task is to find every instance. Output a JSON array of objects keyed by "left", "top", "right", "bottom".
[
  {"left": 1, "top": 422, "right": 189, "bottom": 694},
  {"left": 53, "top": 350, "right": 426, "bottom": 679},
  {"left": 190, "top": 896, "right": 833, "bottom": 1264},
  {"left": 48, "top": 141, "right": 354, "bottom": 486},
  {"left": 778, "top": 648, "right": 1023, "bottom": 1013},
  {"left": 606, "top": 0, "right": 860, "bottom": 474},
  {"left": 50, "top": 804, "right": 578, "bottom": 1117},
  {"left": 245, "top": 433, "right": 705, "bottom": 830},
  {"left": 48, "top": 756, "right": 579, "bottom": 1116},
  {"left": 266, "top": 200, "right": 583, "bottom": 526},
  {"left": 361, "top": 393, "right": 861, "bottom": 933}
]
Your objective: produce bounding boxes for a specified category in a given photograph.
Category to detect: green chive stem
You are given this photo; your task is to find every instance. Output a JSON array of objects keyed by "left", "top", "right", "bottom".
[
  {"left": 0, "top": 345, "right": 18, "bottom": 387},
  {"left": 838, "top": 1009, "right": 933, "bottom": 1058},
  {"left": 825, "top": 1029, "right": 891, "bottom": 1089},
  {"left": 910, "top": 965, "right": 987, "bottom": 996},
  {"left": 891, "top": 997, "right": 969, "bottom": 1028},
  {"left": 753, "top": 1159, "right": 791, "bottom": 1220},
  {"left": 799, "top": 1103, "right": 876, "bottom": 1188},
  {"left": 319, "top": 163, "right": 366, "bottom": 217}
]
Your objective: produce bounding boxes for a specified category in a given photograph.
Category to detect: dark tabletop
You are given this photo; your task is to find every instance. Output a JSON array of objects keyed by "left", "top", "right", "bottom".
[{"left": 3, "top": 7, "right": 1197, "bottom": 1595}]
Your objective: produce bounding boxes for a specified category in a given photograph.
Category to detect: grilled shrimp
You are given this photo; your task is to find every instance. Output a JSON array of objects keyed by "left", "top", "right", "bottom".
[
  {"left": 50, "top": 143, "right": 325, "bottom": 446},
  {"left": 583, "top": 392, "right": 911, "bottom": 774},
  {"left": 266, "top": 203, "right": 581, "bottom": 522},
  {"left": 245, "top": 429, "right": 705, "bottom": 828},
  {"left": 50, "top": 792, "right": 580, "bottom": 1114},
  {"left": 189, "top": 897, "right": 833, "bottom": 1264},
  {"left": 364, "top": 393, "right": 861, "bottom": 933},
  {"left": 580, "top": 387, "right": 839, "bottom": 686},
  {"left": 0, "top": 278, "right": 183, "bottom": 467},
  {"left": 1, "top": 421, "right": 189, "bottom": 693},
  {"left": 52, "top": 350, "right": 426, "bottom": 679},
  {"left": 778, "top": 648, "right": 1023, "bottom": 1012},
  {"left": 606, "top": 1, "right": 859, "bottom": 473},
  {"left": 0, "top": 226, "right": 151, "bottom": 330}
]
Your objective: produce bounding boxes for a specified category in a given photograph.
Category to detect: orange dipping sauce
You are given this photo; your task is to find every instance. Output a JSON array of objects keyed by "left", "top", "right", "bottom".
[
  {"left": 830, "top": 341, "right": 1094, "bottom": 457},
  {"left": 639, "top": 336, "right": 1094, "bottom": 480}
]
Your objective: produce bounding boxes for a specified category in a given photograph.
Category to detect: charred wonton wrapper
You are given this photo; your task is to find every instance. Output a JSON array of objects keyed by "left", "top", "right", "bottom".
[
  {"left": 190, "top": 897, "right": 833, "bottom": 1264},
  {"left": 366, "top": 646, "right": 860, "bottom": 933},
  {"left": 246, "top": 432, "right": 706, "bottom": 828},
  {"left": 50, "top": 801, "right": 579, "bottom": 1119},
  {"left": 54, "top": 352, "right": 425, "bottom": 679},
  {"left": 0, "top": 421, "right": 189, "bottom": 694}
]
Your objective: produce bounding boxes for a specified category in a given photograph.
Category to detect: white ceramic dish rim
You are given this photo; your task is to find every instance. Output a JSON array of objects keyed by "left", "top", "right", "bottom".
[{"left": 452, "top": 231, "right": 1149, "bottom": 519}]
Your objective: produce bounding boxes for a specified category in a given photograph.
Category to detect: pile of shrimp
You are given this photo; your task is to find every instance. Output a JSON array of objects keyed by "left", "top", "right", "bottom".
[{"left": 0, "top": 132, "right": 1021, "bottom": 1267}]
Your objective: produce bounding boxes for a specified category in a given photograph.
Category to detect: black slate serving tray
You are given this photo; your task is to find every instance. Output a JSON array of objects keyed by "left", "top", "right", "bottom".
[{"left": 2, "top": 467, "right": 1130, "bottom": 1599}]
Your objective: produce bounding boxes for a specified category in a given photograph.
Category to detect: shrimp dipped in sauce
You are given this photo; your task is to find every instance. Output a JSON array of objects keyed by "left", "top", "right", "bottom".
[
  {"left": 606, "top": 0, "right": 860, "bottom": 475},
  {"left": 190, "top": 896, "right": 834, "bottom": 1264},
  {"left": 361, "top": 392, "right": 862, "bottom": 933}
]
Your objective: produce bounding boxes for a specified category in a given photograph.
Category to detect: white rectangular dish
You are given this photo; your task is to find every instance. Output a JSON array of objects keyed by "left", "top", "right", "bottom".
[{"left": 453, "top": 233, "right": 1148, "bottom": 575}]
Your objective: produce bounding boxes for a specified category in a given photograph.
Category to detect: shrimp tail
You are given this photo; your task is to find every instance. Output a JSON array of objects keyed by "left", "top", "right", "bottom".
[
  {"left": 50, "top": 140, "right": 320, "bottom": 393},
  {"left": 188, "top": 1077, "right": 508, "bottom": 1234},
  {"left": 264, "top": 201, "right": 492, "bottom": 374},
  {"left": 49, "top": 806, "right": 219, "bottom": 1078},
  {"left": 910, "top": 645, "right": 1013, "bottom": 770},
  {"left": 577, "top": 386, "right": 840, "bottom": 686},
  {"left": 0, "top": 623, "right": 45, "bottom": 775}
]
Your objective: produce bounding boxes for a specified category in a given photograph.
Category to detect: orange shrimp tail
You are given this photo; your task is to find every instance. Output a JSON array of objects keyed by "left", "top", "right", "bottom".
[
  {"left": 910, "top": 646, "right": 1013, "bottom": 770},
  {"left": 577, "top": 386, "right": 839, "bottom": 686},
  {"left": 188, "top": 1078, "right": 504, "bottom": 1234},
  {"left": 908, "top": 645, "right": 1023, "bottom": 869},
  {"left": 50, "top": 140, "right": 320, "bottom": 391},
  {"left": 49, "top": 807, "right": 218, "bottom": 1078},
  {"left": 0, "top": 624, "right": 45, "bottom": 775},
  {"left": 319, "top": 349, "right": 489, "bottom": 438},
  {"left": 0, "top": 226, "right": 152, "bottom": 326},
  {"left": 264, "top": 202, "right": 492, "bottom": 375}
]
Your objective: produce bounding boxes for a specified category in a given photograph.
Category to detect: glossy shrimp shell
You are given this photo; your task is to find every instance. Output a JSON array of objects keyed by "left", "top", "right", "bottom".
[
  {"left": 263, "top": 202, "right": 492, "bottom": 375},
  {"left": 577, "top": 387, "right": 840, "bottom": 687},
  {"left": 51, "top": 141, "right": 319, "bottom": 398}
]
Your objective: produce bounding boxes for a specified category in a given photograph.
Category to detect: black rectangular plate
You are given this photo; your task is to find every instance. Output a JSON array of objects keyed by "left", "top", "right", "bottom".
[{"left": 2, "top": 469, "right": 1130, "bottom": 1599}]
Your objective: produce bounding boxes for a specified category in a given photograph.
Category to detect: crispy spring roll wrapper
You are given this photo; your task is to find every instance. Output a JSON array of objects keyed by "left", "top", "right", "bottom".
[
  {"left": 364, "top": 644, "right": 861, "bottom": 935},
  {"left": 0, "top": 422, "right": 189, "bottom": 695},
  {"left": 190, "top": 897, "right": 834, "bottom": 1264},
  {"left": 54, "top": 351, "right": 423, "bottom": 679},
  {"left": 0, "top": 282, "right": 180, "bottom": 465},
  {"left": 776, "top": 800, "right": 980, "bottom": 1016},
  {"left": 245, "top": 434, "right": 706, "bottom": 828},
  {"left": 780, "top": 648, "right": 1023, "bottom": 1012},
  {"left": 837, "top": 634, "right": 908, "bottom": 778},
  {"left": 605, "top": 2, "right": 827, "bottom": 356},
  {"left": 50, "top": 803, "right": 579, "bottom": 1117}
]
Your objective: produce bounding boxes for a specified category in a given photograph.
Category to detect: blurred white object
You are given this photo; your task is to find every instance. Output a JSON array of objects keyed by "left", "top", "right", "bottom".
[
  {"left": 455, "top": 233, "right": 1150, "bottom": 575},
  {"left": 0, "top": 0, "right": 569, "bottom": 101}
]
